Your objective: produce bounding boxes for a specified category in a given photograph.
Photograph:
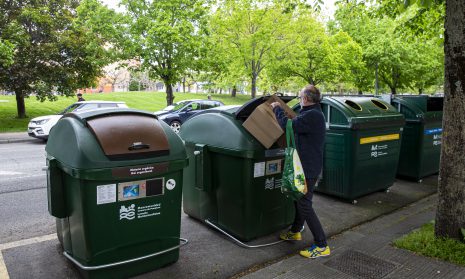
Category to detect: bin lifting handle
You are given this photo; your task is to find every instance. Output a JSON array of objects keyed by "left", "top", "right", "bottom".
[
  {"left": 128, "top": 142, "right": 150, "bottom": 151},
  {"left": 63, "top": 238, "right": 188, "bottom": 271},
  {"left": 205, "top": 219, "right": 286, "bottom": 248}
]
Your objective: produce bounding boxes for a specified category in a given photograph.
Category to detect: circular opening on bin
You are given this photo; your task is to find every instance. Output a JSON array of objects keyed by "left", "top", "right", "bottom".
[
  {"left": 371, "top": 99, "right": 389, "bottom": 110},
  {"left": 344, "top": 100, "right": 362, "bottom": 111}
]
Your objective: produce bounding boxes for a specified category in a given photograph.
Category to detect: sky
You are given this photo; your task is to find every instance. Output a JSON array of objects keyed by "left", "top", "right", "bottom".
[{"left": 100, "top": 0, "right": 337, "bottom": 18}]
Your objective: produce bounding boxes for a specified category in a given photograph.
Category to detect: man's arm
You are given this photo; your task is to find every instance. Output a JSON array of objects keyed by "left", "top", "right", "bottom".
[{"left": 272, "top": 106, "right": 288, "bottom": 130}]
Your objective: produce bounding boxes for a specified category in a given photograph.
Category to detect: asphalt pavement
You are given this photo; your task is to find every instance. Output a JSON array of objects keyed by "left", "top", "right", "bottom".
[{"left": 1, "top": 133, "right": 463, "bottom": 279}]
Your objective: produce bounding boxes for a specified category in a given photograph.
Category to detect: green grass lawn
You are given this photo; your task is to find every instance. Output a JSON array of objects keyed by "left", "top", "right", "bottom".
[
  {"left": 394, "top": 222, "right": 465, "bottom": 266},
  {"left": 0, "top": 91, "right": 254, "bottom": 132}
]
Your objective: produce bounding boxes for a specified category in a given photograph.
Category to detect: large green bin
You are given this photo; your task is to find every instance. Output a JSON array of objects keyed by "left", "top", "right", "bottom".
[
  {"left": 315, "top": 97, "right": 405, "bottom": 202},
  {"left": 179, "top": 97, "right": 295, "bottom": 242},
  {"left": 390, "top": 95, "right": 443, "bottom": 181},
  {"left": 46, "top": 108, "right": 188, "bottom": 279}
]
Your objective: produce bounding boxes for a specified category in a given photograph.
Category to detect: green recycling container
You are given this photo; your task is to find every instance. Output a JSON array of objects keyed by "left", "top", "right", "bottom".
[
  {"left": 46, "top": 108, "right": 188, "bottom": 279},
  {"left": 315, "top": 97, "right": 405, "bottom": 201},
  {"left": 390, "top": 95, "right": 443, "bottom": 181},
  {"left": 179, "top": 97, "right": 295, "bottom": 242}
]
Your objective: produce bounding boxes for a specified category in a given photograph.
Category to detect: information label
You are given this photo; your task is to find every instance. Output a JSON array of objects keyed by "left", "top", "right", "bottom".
[
  {"left": 254, "top": 162, "right": 265, "bottom": 178},
  {"left": 97, "top": 184, "right": 116, "bottom": 205}
]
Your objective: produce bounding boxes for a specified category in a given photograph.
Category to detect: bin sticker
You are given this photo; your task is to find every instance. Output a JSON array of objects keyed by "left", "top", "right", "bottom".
[
  {"left": 119, "top": 204, "right": 136, "bottom": 220},
  {"left": 119, "top": 203, "right": 161, "bottom": 221},
  {"left": 254, "top": 162, "right": 265, "bottom": 178},
  {"left": 166, "top": 179, "right": 176, "bottom": 190},
  {"left": 370, "top": 144, "right": 389, "bottom": 158},
  {"left": 360, "top": 133, "right": 400, "bottom": 145},
  {"left": 97, "top": 184, "right": 116, "bottom": 205},
  {"left": 265, "top": 159, "right": 282, "bottom": 175},
  {"left": 433, "top": 134, "right": 442, "bottom": 146},
  {"left": 112, "top": 163, "right": 169, "bottom": 178},
  {"left": 425, "top": 128, "right": 442, "bottom": 135}
]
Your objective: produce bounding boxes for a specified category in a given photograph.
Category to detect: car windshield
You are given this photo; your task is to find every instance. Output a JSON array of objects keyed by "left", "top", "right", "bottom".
[
  {"left": 164, "top": 101, "right": 190, "bottom": 111},
  {"left": 59, "top": 104, "right": 80, "bottom": 115}
]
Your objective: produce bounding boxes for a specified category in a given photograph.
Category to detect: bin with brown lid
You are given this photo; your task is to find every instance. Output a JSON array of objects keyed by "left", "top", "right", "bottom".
[{"left": 45, "top": 108, "right": 188, "bottom": 279}]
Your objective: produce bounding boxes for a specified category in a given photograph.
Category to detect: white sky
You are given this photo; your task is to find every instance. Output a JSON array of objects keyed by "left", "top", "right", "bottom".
[{"left": 100, "top": 0, "right": 337, "bottom": 18}]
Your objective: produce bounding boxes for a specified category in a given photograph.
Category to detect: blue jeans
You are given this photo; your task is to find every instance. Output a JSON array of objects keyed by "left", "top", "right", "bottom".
[{"left": 290, "top": 178, "right": 327, "bottom": 247}]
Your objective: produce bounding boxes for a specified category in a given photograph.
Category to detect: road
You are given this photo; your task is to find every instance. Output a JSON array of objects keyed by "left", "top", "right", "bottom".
[{"left": 0, "top": 141, "right": 55, "bottom": 244}]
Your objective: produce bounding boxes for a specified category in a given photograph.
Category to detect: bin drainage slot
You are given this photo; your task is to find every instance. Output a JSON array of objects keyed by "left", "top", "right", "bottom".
[
  {"left": 205, "top": 219, "right": 285, "bottom": 249},
  {"left": 63, "top": 238, "right": 188, "bottom": 271}
]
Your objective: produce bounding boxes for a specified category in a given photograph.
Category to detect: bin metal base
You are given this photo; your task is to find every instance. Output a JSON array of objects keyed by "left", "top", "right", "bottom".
[{"left": 65, "top": 238, "right": 188, "bottom": 278}]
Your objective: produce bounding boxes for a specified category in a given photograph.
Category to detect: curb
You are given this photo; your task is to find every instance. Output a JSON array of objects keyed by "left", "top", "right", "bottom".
[{"left": 0, "top": 138, "right": 42, "bottom": 144}]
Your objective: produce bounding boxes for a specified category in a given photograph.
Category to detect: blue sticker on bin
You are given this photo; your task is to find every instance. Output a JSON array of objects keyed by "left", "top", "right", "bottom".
[{"left": 424, "top": 128, "right": 442, "bottom": 135}]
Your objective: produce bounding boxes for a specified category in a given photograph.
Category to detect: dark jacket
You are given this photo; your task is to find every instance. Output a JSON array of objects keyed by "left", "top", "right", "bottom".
[{"left": 274, "top": 104, "right": 325, "bottom": 179}]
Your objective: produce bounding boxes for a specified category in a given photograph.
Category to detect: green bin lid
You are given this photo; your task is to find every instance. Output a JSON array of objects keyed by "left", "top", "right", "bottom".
[
  {"left": 46, "top": 108, "right": 187, "bottom": 170},
  {"left": 322, "top": 97, "right": 405, "bottom": 129},
  {"left": 180, "top": 96, "right": 295, "bottom": 157},
  {"left": 391, "top": 95, "right": 443, "bottom": 122}
]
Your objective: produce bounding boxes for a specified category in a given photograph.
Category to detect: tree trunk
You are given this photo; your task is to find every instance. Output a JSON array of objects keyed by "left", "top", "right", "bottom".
[
  {"left": 165, "top": 81, "right": 174, "bottom": 106},
  {"left": 251, "top": 73, "right": 257, "bottom": 98},
  {"left": 15, "top": 91, "right": 26, "bottom": 118},
  {"left": 390, "top": 86, "right": 397, "bottom": 95},
  {"left": 231, "top": 86, "right": 237, "bottom": 97},
  {"left": 358, "top": 90, "right": 363, "bottom": 95},
  {"left": 419, "top": 88, "right": 423, "bottom": 95},
  {"left": 182, "top": 77, "right": 186, "bottom": 93},
  {"left": 435, "top": 0, "right": 465, "bottom": 242}
]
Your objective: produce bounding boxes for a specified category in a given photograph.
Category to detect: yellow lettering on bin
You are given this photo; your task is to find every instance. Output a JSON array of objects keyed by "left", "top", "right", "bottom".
[{"left": 360, "top": 134, "right": 400, "bottom": 144}]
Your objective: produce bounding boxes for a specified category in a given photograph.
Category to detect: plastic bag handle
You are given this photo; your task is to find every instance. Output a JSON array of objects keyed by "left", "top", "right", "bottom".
[{"left": 286, "top": 119, "right": 296, "bottom": 148}]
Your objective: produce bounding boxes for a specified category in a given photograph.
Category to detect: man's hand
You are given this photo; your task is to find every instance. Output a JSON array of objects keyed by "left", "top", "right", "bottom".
[{"left": 270, "top": 102, "right": 281, "bottom": 109}]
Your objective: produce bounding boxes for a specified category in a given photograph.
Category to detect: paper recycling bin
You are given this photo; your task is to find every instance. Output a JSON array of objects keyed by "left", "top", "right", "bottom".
[
  {"left": 390, "top": 95, "right": 443, "bottom": 181},
  {"left": 308, "top": 97, "right": 405, "bottom": 202},
  {"left": 179, "top": 97, "right": 295, "bottom": 242},
  {"left": 46, "top": 108, "right": 188, "bottom": 278}
]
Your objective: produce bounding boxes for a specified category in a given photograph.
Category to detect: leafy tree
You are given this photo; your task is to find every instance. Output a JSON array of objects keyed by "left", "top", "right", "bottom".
[
  {"left": 0, "top": 39, "right": 14, "bottom": 67},
  {"left": 121, "top": 0, "right": 209, "bottom": 105},
  {"left": 268, "top": 13, "right": 337, "bottom": 87},
  {"left": 210, "top": 0, "right": 290, "bottom": 98},
  {"left": 0, "top": 0, "right": 116, "bottom": 118}
]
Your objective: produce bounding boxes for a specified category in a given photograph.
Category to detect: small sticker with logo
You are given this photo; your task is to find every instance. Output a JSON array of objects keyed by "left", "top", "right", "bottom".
[
  {"left": 166, "top": 179, "right": 176, "bottom": 190},
  {"left": 119, "top": 204, "right": 136, "bottom": 220}
]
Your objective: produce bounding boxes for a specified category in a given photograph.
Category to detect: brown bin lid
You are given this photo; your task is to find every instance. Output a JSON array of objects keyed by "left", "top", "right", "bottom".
[{"left": 87, "top": 114, "right": 170, "bottom": 160}]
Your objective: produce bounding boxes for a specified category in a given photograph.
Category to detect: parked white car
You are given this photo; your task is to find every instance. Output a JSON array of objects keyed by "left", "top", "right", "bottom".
[{"left": 27, "top": 101, "right": 128, "bottom": 140}]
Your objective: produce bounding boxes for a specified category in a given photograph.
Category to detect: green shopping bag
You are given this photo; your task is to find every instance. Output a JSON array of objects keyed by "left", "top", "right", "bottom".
[{"left": 281, "top": 119, "right": 307, "bottom": 200}]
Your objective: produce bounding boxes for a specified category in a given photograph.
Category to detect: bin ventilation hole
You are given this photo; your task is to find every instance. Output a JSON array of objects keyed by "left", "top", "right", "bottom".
[
  {"left": 371, "top": 99, "right": 389, "bottom": 110},
  {"left": 344, "top": 100, "right": 362, "bottom": 111}
]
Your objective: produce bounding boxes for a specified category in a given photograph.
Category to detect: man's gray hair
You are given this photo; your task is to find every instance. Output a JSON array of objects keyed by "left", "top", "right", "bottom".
[{"left": 302, "top": 84, "right": 321, "bottom": 103}]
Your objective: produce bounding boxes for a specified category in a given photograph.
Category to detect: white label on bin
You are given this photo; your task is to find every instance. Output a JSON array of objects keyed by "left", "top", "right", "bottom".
[
  {"left": 254, "top": 162, "right": 265, "bottom": 178},
  {"left": 166, "top": 179, "right": 176, "bottom": 190},
  {"left": 97, "top": 184, "right": 116, "bottom": 205}
]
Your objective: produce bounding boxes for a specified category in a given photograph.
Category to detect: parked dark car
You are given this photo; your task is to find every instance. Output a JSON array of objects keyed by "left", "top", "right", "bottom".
[{"left": 154, "top": 99, "right": 224, "bottom": 133}]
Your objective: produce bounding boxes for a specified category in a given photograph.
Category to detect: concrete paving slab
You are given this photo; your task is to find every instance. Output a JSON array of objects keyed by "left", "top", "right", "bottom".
[
  {"left": 1, "top": 177, "right": 439, "bottom": 279},
  {"left": 244, "top": 193, "right": 465, "bottom": 279}
]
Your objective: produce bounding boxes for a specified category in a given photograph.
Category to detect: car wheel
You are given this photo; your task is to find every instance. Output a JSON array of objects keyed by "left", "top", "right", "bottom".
[{"left": 170, "top": 120, "right": 182, "bottom": 133}]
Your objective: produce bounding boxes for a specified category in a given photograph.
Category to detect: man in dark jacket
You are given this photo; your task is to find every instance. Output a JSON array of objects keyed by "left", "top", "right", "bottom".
[{"left": 270, "top": 84, "right": 329, "bottom": 259}]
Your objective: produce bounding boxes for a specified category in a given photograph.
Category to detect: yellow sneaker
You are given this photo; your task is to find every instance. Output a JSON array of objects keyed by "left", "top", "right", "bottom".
[
  {"left": 300, "top": 244, "right": 331, "bottom": 258},
  {"left": 279, "top": 231, "right": 302, "bottom": 241}
]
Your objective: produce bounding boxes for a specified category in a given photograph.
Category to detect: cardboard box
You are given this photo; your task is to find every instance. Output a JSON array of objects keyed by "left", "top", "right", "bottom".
[
  {"left": 265, "top": 95, "right": 297, "bottom": 119},
  {"left": 242, "top": 95, "right": 296, "bottom": 149},
  {"left": 243, "top": 103, "right": 283, "bottom": 149}
]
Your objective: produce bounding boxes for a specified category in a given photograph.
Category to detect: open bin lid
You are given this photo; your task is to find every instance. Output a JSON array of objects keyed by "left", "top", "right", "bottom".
[
  {"left": 234, "top": 95, "right": 295, "bottom": 121},
  {"left": 66, "top": 109, "right": 170, "bottom": 160}
]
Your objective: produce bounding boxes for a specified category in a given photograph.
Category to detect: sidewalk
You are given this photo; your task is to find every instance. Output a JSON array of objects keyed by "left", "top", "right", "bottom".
[
  {"left": 0, "top": 132, "right": 40, "bottom": 144},
  {"left": 238, "top": 194, "right": 465, "bottom": 279}
]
